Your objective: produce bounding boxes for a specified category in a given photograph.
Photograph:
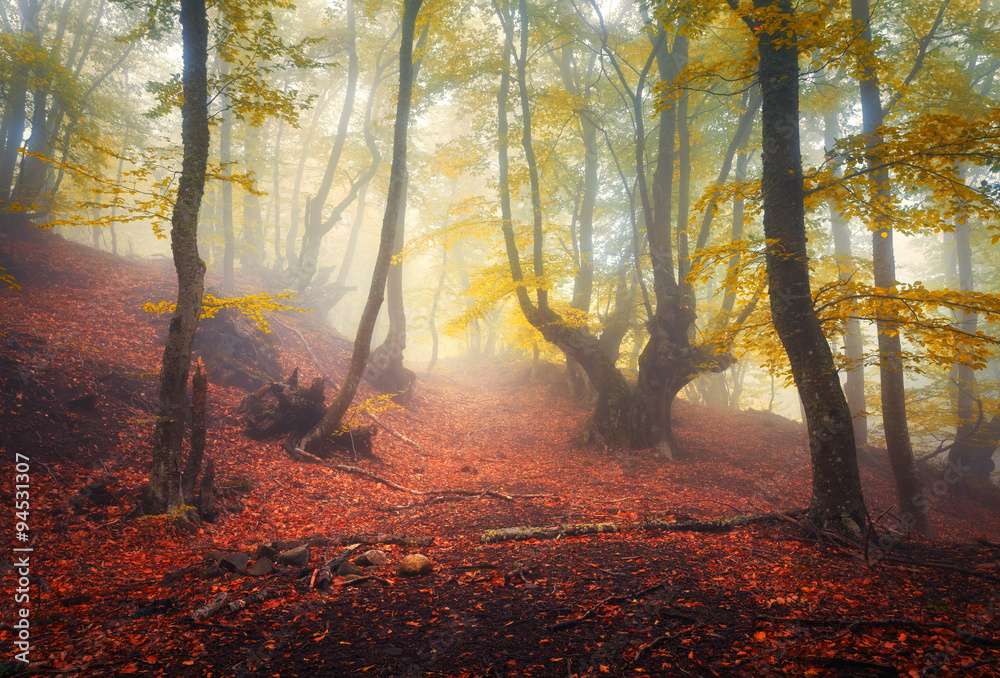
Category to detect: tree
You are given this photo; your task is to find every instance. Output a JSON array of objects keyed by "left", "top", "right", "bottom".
[
  {"left": 142, "top": 0, "right": 210, "bottom": 514},
  {"left": 298, "top": 0, "right": 424, "bottom": 452},
  {"left": 728, "top": 0, "right": 867, "bottom": 538},
  {"left": 849, "top": 0, "right": 933, "bottom": 535}
]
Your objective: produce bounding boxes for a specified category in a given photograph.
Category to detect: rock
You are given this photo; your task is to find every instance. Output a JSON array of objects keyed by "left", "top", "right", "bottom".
[
  {"left": 273, "top": 539, "right": 306, "bottom": 552},
  {"left": 203, "top": 550, "right": 226, "bottom": 563},
  {"left": 255, "top": 543, "right": 280, "bottom": 561},
  {"left": 354, "top": 549, "right": 388, "bottom": 567},
  {"left": 336, "top": 561, "right": 364, "bottom": 577},
  {"left": 397, "top": 554, "right": 433, "bottom": 577},
  {"left": 246, "top": 557, "right": 274, "bottom": 576},
  {"left": 276, "top": 544, "right": 310, "bottom": 567},
  {"left": 201, "top": 563, "right": 224, "bottom": 579},
  {"left": 220, "top": 552, "right": 249, "bottom": 574}
]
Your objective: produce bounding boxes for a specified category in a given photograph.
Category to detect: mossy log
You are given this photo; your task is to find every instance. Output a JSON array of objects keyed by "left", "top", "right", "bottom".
[
  {"left": 480, "top": 510, "right": 807, "bottom": 543},
  {"left": 481, "top": 523, "right": 619, "bottom": 544}
]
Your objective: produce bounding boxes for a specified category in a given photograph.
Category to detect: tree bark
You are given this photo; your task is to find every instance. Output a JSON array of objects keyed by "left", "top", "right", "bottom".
[
  {"left": 143, "top": 0, "right": 209, "bottom": 514},
  {"left": 292, "top": 0, "right": 360, "bottom": 294},
  {"left": 286, "top": 90, "right": 331, "bottom": 273},
  {"left": 298, "top": 0, "right": 424, "bottom": 452},
  {"left": 851, "top": 0, "right": 929, "bottom": 534},
  {"left": 733, "top": 0, "right": 867, "bottom": 538},
  {"left": 823, "top": 96, "right": 867, "bottom": 449}
]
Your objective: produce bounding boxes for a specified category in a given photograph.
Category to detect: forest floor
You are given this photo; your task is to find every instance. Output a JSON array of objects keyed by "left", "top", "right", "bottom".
[{"left": 1, "top": 231, "right": 999, "bottom": 678}]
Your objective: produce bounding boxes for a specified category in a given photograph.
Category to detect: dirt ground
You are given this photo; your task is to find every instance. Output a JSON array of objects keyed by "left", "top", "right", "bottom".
[{"left": 1, "top": 232, "right": 999, "bottom": 678}]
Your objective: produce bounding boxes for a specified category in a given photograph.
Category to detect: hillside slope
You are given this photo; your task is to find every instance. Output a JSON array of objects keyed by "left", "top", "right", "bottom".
[{"left": 1, "top": 232, "right": 999, "bottom": 677}]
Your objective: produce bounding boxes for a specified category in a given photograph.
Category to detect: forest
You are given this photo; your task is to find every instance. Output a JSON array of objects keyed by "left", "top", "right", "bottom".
[{"left": 1, "top": 0, "right": 1000, "bottom": 674}]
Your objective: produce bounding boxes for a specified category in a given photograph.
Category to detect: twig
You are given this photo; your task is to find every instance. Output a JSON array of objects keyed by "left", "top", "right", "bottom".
[
  {"left": 551, "top": 594, "right": 625, "bottom": 631},
  {"left": 365, "top": 411, "right": 434, "bottom": 455},
  {"left": 271, "top": 316, "right": 324, "bottom": 377}
]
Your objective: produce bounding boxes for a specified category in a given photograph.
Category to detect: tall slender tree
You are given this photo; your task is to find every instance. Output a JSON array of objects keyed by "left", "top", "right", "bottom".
[{"left": 143, "top": 0, "right": 210, "bottom": 514}]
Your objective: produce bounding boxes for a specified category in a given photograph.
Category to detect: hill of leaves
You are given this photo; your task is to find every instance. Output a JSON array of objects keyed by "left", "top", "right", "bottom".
[{"left": 1, "top": 231, "right": 998, "bottom": 677}]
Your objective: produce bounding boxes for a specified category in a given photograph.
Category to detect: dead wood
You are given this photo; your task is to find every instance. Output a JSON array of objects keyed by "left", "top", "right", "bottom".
[
  {"left": 243, "top": 368, "right": 326, "bottom": 439},
  {"left": 338, "top": 574, "right": 390, "bottom": 587},
  {"left": 878, "top": 557, "right": 1000, "bottom": 584},
  {"left": 480, "top": 509, "right": 809, "bottom": 544},
  {"left": 482, "top": 523, "right": 619, "bottom": 544},
  {"left": 227, "top": 587, "right": 276, "bottom": 613},
  {"left": 365, "top": 411, "right": 432, "bottom": 455},
  {"left": 551, "top": 594, "right": 626, "bottom": 631},
  {"left": 764, "top": 615, "right": 1000, "bottom": 647},
  {"left": 191, "top": 592, "right": 229, "bottom": 621}
]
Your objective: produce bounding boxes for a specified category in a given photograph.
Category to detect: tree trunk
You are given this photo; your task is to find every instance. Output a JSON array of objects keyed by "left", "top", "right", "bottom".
[
  {"left": 298, "top": 0, "right": 424, "bottom": 452},
  {"left": 292, "top": 0, "right": 359, "bottom": 294},
  {"left": 368, "top": 23, "right": 430, "bottom": 395},
  {"left": 143, "top": 0, "right": 209, "bottom": 515},
  {"left": 367, "top": 177, "right": 415, "bottom": 399},
  {"left": 851, "top": 0, "right": 929, "bottom": 535},
  {"left": 333, "top": 38, "right": 391, "bottom": 292},
  {"left": 823, "top": 100, "right": 868, "bottom": 449},
  {"left": 740, "top": 0, "right": 867, "bottom": 539},
  {"left": 181, "top": 359, "right": 208, "bottom": 506},
  {"left": 427, "top": 247, "right": 447, "bottom": 372},
  {"left": 219, "top": 56, "right": 235, "bottom": 295},
  {"left": 271, "top": 87, "right": 286, "bottom": 270},
  {"left": 286, "top": 90, "right": 331, "bottom": 273}
]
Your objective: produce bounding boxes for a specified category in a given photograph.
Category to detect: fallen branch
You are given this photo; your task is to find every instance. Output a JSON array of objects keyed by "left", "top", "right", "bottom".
[
  {"left": 365, "top": 411, "right": 433, "bottom": 455},
  {"left": 332, "top": 464, "right": 549, "bottom": 503},
  {"left": 271, "top": 317, "right": 324, "bottom": 377},
  {"left": 191, "top": 592, "right": 229, "bottom": 621},
  {"left": 551, "top": 594, "right": 625, "bottom": 631},
  {"left": 878, "top": 557, "right": 1000, "bottom": 584},
  {"left": 643, "top": 509, "right": 807, "bottom": 534},
  {"left": 763, "top": 615, "right": 1000, "bottom": 646},
  {"left": 338, "top": 574, "right": 390, "bottom": 587},
  {"left": 482, "top": 523, "right": 618, "bottom": 544},
  {"left": 227, "top": 587, "right": 277, "bottom": 614},
  {"left": 481, "top": 510, "right": 808, "bottom": 543}
]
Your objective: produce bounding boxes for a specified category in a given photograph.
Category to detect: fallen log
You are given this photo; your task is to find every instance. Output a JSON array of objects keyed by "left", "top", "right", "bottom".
[
  {"left": 191, "top": 592, "right": 229, "bottom": 621},
  {"left": 480, "top": 509, "right": 808, "bottom": 544},
  {"left": 481, "top": 523, "right": 618, "bottom": 544},
  {"left": 643, "top": 509, "right": 806, "bottom": 534},
  {"left": 227, "top": 587, "right": 276, "bottom": 613}
]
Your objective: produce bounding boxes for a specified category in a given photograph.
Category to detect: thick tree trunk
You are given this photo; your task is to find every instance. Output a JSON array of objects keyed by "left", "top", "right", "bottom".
[
  {"left": 851, "top": 0, "right": 929, "bottom": 535},
  {"left": 298, "top": 0, "right": 423, "bottom": 452},
  {"left": 743, "top": 0, "right": 867, "bottom": 539},
  {"left": 143, "top": 0, "right": 209, "bottom": 515}
]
